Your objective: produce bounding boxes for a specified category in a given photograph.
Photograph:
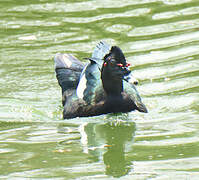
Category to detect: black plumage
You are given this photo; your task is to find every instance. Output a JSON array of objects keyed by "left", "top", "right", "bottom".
[{"left": 54, "top": 41, "right": 147, "bottom": 119}]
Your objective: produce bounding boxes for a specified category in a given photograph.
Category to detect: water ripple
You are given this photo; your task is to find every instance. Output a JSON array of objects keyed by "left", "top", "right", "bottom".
[
  {"left": 1, "top": 0, "right": 199, "bottom": 179},
  {"left": 8, "top": 0, "right": 158, "bottom": 12},
  {"left": 128, "top": 19, "right": 199, "bottom": 37},
  {"left": 63, "top": 8, "right": 151, "bottom": 23},
  {"left": 129, "top": 45, "right": 199, "bottom": 66},
  {"left": 153, "top": 6, "right": 199, "bottom": 20},
  {"left": 123, "top": 31, "right": 199, "bottom": 52}
]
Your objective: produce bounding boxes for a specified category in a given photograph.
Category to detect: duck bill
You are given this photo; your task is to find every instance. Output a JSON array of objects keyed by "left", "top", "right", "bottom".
[{"left": 123, "top": 72, "right": 139, "bottom": 86}]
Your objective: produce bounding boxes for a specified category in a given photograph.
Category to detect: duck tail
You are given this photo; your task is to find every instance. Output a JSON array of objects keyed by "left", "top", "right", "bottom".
[{"left": 54, "top": 53, "right": 84, "bottom": 94}]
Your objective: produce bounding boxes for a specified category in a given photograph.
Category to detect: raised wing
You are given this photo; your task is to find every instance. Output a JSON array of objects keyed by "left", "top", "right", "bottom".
[
  {"left": 76, "top": 41, "right": 111, "bottom": 104},
  {"left": 91, "top": 41, "right": 111, "bottom": 62}
]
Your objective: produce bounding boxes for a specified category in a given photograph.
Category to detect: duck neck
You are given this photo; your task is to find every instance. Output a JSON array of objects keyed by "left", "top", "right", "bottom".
[{"left": 101, "top": 72, "right": 123, "bottom": 97}]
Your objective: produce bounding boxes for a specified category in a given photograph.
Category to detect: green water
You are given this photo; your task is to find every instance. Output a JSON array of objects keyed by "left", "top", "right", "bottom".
[{"left": 0, "top": 0, "right": 199, "bottom": 179}]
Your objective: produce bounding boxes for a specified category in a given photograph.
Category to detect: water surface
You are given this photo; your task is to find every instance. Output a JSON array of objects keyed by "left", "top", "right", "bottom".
[{"left": 0, "top": 0, "right": 199, "bottom": 179}]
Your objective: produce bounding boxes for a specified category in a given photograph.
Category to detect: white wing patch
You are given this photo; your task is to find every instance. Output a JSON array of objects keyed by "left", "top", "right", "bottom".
[
  {"left": 54, "top": 53, "right": 72, "bottom": 69},
  {"left": 76, "top": 72, "right": 87, "bottom": 99},
  {"left": 63, "top": 54, "right": 72, "bottom": 68}
]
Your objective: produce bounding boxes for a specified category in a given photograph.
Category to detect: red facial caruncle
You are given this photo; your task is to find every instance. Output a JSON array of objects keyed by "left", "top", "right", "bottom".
[{"left": 117, "top": 63, "right": 131, "bottom": 68}]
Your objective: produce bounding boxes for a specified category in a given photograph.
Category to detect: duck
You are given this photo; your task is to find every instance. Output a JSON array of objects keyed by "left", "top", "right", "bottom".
[{"left": 54, "top": 41, "right": 147, "bottom": 119}]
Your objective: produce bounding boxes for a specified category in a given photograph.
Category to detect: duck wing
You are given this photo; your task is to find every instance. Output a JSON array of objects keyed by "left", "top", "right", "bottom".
[
  {"left": 76, "top": 61, "right": 102, "bottom": 103},
  {"left": 76, "top": 41, "right": 111, "bottom": 104},
  {"left": 123, "top": 80, "right": 148, "bottom": 113},
  {"left": 89, "top": 41, "right": 111, "bottom": 66},
  {"left": 54, "top": 53, "right": 84, "bottom": 95}
]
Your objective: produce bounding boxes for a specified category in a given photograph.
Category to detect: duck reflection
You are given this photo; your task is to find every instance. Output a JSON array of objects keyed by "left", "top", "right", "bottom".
[{"left": 79, "top": 117, "right": 136, "bottom": 177}]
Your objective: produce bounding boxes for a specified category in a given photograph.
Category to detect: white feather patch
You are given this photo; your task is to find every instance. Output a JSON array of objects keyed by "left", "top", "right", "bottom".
[
  {"left": 76, "top": 73, "right": 87, "bottom": 99},
  {"left": 63, "top": 54, "right": 72, "bottom": 68}
]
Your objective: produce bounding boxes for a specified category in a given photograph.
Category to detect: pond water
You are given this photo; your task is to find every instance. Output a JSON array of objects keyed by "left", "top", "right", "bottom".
[{"left": 0, "top": 0, "right": 199, "bottom": 179}]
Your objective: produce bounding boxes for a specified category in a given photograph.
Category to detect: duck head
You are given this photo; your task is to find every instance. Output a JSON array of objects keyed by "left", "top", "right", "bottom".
[{"left": 101, "top": 46, "right": 132, "bottom": 96}]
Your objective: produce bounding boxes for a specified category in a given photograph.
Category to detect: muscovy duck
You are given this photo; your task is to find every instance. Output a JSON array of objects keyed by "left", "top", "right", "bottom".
[{"left": 54, "top": 41, "right": 147, "bottom": 119}]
